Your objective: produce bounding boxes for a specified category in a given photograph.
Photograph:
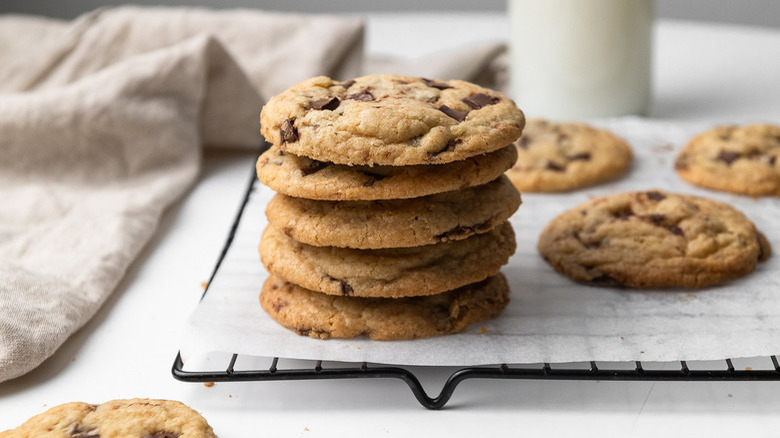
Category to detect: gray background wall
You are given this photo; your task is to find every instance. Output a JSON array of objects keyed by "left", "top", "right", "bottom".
[{"left": 2, "top": 0, "right": 779, "bottom": 29}]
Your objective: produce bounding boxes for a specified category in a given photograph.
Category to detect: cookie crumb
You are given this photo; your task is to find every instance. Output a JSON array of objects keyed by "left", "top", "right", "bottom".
[
  {"left": 203, "top": 382, "right": 215, "bottom": 388},
  {"left": 620, "top": 336, "right": 624, "bottom": 340},
  {"left": 479, "top": 326, "right": 487, "bottom": 334},
  {"left": 745, "top": 367, "right": 753, "bottom": 371},
  {"left": 304, "top": 427, "right": 310, "bottom": 432},
  {"left": 200, "top": 281, "right": 208, "bottom": 290},
  {"left": 728, "top": 394, "right": 733, "bottom": 398}
]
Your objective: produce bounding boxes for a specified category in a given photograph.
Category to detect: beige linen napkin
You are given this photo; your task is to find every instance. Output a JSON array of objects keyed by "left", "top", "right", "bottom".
[{"left": 0, "top": 6, "right": 364, "bottom": 382}]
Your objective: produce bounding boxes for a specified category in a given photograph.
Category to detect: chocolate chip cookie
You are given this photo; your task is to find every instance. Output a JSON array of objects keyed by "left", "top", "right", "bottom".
[
  {"left": 0, "top": 399, "right": 216, "bottom": 438},
  {"left": 260, "top": 74, "right": 525, "bottom": 166},
  {"left": 506, "top": 119, "right": 633, "bottom": 192},
  {"left": 260, "top": 273, "right": 510, "bottom": 340},
  {"left": 256, "top": 144, "right": 518, "bottom": 201},
  {"left": 259, "top": 221, "right": 516, "bottom": 298},
  {"left": 675, "top": 123, "right": 780, "bottom": 196},
  {"left": 265, "top": 175, "right": 521, "bottom": 249},
  {"left": 537, "top": 190, "right": 768, "bottom": 288}
]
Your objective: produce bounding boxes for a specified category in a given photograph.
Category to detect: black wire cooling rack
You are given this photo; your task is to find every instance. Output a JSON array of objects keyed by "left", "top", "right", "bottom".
[{"left": 172, "top": 147, "right": 780, "bottom": 410}]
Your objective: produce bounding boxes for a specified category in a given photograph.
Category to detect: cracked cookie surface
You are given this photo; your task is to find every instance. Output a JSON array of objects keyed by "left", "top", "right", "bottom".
[
  {"left": 675, "top": 123, "right": 780, "bottom": 196},
  {"left": 260, "top": 273, "right": 509, "bottom": 340},
  {"left": 256, "top": 144, "right": 517, "bottom": 201},
  {"left": 265, "top": 175, "right": 521, "bottom": 249},
  {"left": 260, "top": 74, "right": 525, "bottom": 166},
  {"left": 259, "top": 222, "right": 516, "bottom": 298},
  {"left": 0, "top": 399, "right": 216, "bottom": 438},
  {"left": 537, "top": 191, "right": 768, "bottom": 288},
  {"left": 506, "top": 119, "right": 632, "bottom": 192}
]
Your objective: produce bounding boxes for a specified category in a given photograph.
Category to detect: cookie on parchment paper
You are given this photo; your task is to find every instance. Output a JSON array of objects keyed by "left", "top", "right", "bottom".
[
  {"left": 675, "top": 123, "right": 780, "bottom": 196},
  {"left": 260, "top": 273, "right": 510, "bottom": 340},
  {"left": 506, "top": 119, "right": 632, "bottom": 192},
  {"left": 537, "top": 190, "right": 769, "bottom": 288},
  {"left": 260, "top": 74, "right": 525, "bottom": 166}
]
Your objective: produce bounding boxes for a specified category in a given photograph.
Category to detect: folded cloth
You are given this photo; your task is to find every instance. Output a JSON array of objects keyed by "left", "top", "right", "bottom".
[{"left": 0, "top": 6, "right": 364, "bottom": 383}]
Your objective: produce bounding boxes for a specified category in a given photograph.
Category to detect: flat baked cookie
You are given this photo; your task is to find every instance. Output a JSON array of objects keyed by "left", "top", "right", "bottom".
[
  {"left": 259, "top": 221, "right": 516, "bottom": 298},
  {"left": 256, "top": 144, "right": 518, "bottom": 201},
  {"left": 260, "top": 273, "right": 510, "bottom": 340},
  {"left": 265, "top": 175, "right": 521, "bottom": 249},
  {"left": 675, "top": 123, "right": 780, "bottom": 196},
  {"left": 537, "top": 190, "right": 768, "bottom": 288},
  {"left": 0, "top": 399, "right": 216, "bottom": 438},
  {"left": 260, "top": 74, "right": 525, "bottom": 166},
  {"left": 506, "top": 119, "right": 632, "bottom": 192}
]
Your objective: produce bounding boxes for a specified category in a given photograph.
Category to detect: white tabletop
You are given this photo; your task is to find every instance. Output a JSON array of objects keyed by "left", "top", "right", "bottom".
[{"left": 2, "top": 13, "right": 780, "bottom": 437}]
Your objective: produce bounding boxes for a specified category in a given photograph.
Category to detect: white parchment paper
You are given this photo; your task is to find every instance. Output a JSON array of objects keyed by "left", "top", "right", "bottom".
[{"left": 181, "top": 118, "right": 780, "bottom": 365}]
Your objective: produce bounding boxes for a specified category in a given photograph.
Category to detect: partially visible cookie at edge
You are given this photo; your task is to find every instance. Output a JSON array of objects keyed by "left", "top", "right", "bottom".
[
  {"left": 260, "top": 273, "right": 510, "bottom": 340},
  {"left": 256, "top": 144, "right": 518, "bottom": 201},
  {"left": 260, "top": 74, "right": 525, "bottom": 166},
  {"left": 259, "top": 221, "right": 516, "bottom": 298},
  {"left": 537, "top": 190, "right": 767, "bottom": 288},
  {"left": 0, "top": 399, "right": 216, "bottom": 438},
  {"left": 675, "top": 123, "right": 780, "bottom": 196},
  {"left": 506, "top": 119, "right": 632, "bottom": 192},
  {"left": 265, "top": 175, "right": 521, "bottom": 249}
]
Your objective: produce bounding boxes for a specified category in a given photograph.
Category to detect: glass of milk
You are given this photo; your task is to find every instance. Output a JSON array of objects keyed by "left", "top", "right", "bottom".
[{"left": 508, "top": 0, "right": 655, "bottom": 119}]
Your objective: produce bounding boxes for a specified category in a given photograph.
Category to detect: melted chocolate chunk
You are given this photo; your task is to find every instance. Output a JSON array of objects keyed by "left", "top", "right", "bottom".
[
  {"left": 310, "top": 97, "right": 340, "bottom": 111},
  {"left": 668, "top": 225, "right": 685, "bottom": 236},
  {"left": 280, "top": 118, "right": 298, "bottom": 143},
  {"left": 567, "top": 152, "right": 591, "bottom": 161},
  {"left": 545, "top": 161, "right": 565, "bottom": 172},
  {"left": 462, "top": 93, "right": 499, "bottom": 109},
  {"left": 717, "top": 150, "right": 741, "bottom": 165},
  {"left": 435, "top": 220, "right": 492, "bottom": 240},
  {"left": 346, "top": 89, "right": 374, "bottom": 102},
  {"left": 142, "top": 433, "right": 179, "bottom": 438},
  {"left": 338, "top": 79, "right": 356, "bottom": 89},
  {"left": 438, "top": 105, "right": 468, "bottom": 122},
  {"left": 769, "top": 155, "right": 777, "bottom": 166},
  {"left": 589, "top": 273, "right": 621, "bottom": 286},
  {"left": 613, "top": 209, "right": 634, "bottom": 220},
  {"left": 648, "top": 214, "right": 666, "bottom": 225},
  {"left": 517, "top": 136, "right": 531, "bottom": 149},
  {"left": 299, "top": 160, "right": 330, "bottom": 176},
  {"left": 646, "top": 191, "right": 666, "bottom": 201},
  {"left": 361, "top": 171, "right": 390, "bottom": 187},
  {"left": 340, "top": 280, "right": 354, "bottom": 296},
  {"left": 422, "top": 78, "right": 453, "bottom": 90}
]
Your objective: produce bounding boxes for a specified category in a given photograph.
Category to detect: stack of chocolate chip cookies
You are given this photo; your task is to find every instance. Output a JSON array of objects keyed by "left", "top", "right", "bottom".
[{"left": 255, "top": 74, "right": 526, "bottom": 340}]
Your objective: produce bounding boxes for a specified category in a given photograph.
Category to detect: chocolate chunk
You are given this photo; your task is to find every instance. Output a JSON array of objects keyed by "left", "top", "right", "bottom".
[
  {"left": 338, "top": 79, "right": 356, "bottom": 89},
  {"left": 340, "top": 280, "right": 353, "bottom": 295},
  {"left": 648, "top": 214, "right": 666, "bottom": 224},
  {"left": 613, "top": 209, "right": 634, "bottom": 220},
  {"left": 646, "top": 191, "right": 666, "bottom": 201},
  {"left": 717, "top": 150, "right": 741, "bottom": 165},
  {"left": 517, "top": 136, "right": 531, "bottom": 149},
  {"left": 438, "top": 105, "right": 468, "bottom": 122},
  {"left": 769, "top": 155, "right": 777, "bottom": 166},
  {"left": 310, "top": 97, "right": 340, "bottom": 111},
  {"left": 422, "top": 78, "right": 453, "bottom": 90},
  {"left": 668, "top": 225, "right": 685, "bottom": 236},
  {"left": 299, "top": 159, "right": 330, "bottom": 176},
  {"left": 279, "top": 118, "right": 298, "bottom": 143},
  {"left": 346, "top": 89, "right": 374, "bottom": 102},
  {"left": 567, "top": 152, "right": 591, "bottom": 161},
  {"left": 142, "top": 434, "right": 179, "bottom": 438},
  {"left": 435, "top": 221, "right": 493, "bottom": 240},
  {"left": 589, "top": 273, "right": 621, "bottom": 286},
  {"left": 462, "top": 93, "right": 499, "bottom": 109},
  {"left": 361, "top": 171, "right": 390, "bottom": 187},
  {"left": 556, "top": 133, "right": 569, "bottom": 143},
  {"left": 545, "top": 161, "right": 565, "bottom": 172}
]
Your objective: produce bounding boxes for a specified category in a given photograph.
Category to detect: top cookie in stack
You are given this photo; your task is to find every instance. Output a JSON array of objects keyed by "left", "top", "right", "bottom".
[{"left": 256, "top": 74, "right": 525, "bottom": 340}]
